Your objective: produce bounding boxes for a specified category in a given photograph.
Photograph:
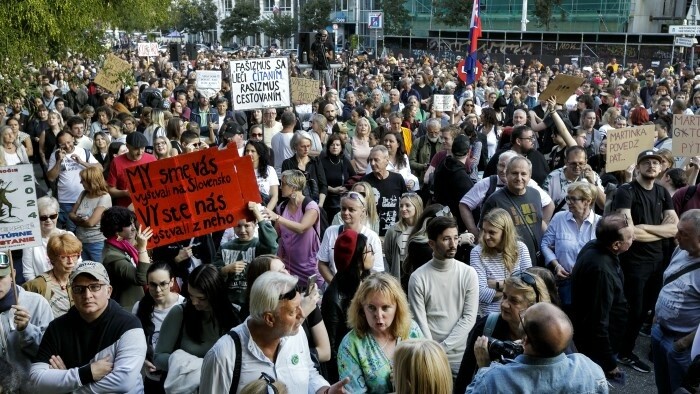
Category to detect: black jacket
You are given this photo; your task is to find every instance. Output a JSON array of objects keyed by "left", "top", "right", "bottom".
[
  {"left": 320, "top": 282, "right": 353, "bottom": 383},
  {"left": 434, "top": 155, "right": 474, "bottom": 232}
]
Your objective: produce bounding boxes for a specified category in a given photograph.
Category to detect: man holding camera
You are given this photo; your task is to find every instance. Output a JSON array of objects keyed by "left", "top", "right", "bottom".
[
  {"left": 467, "top": 303, "right": 608, "bottom": 393},
  {"left": 309, "top": 29, "right": 334, "bottom": 89}
]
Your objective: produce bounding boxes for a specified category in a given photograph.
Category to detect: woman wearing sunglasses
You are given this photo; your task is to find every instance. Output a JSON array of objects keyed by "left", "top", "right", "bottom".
[
  {"left": 330, "top": 182, "right": 380, "bottom": 234},
  {"left": 22, "top": 196, "right": 75, "bottom": 282}
]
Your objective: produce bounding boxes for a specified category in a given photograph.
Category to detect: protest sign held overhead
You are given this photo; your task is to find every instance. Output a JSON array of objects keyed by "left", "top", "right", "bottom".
[
  {"left": 0, "top": 165, "right": 41, "bottom": 250},
  {"left": 291, "top": 77, "right": 319, "bottom": 105},
  {"left": 196, "top": 70, "right": 223, "bottom": 99},
  {"left": 94, "top": 54, "right": 132, "bottom": 93},
  {"left": 230, "top": 57, "right": 290, "bottom": 110},
  {"left": 432, "top": 95, "right": 454, "bottom": 112},
  {"left": 137, "top": 43, "right": 159, "bottom": 57},
  {"left": 126, "top": 147, "right": 261, "bottom": 248},
  {"left": 672, "top": 114, "right": 700, "bottom": 157},
  {"left": 538, "top": 75, "right": 585, "bottom": 105},
  {"left": 606, "top": 125, "right": 655, "bottom": 172}
]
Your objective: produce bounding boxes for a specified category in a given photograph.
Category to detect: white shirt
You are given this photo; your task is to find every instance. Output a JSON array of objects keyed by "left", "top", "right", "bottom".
[
  {"left": 47, "top": 147, "right": 99, "bottom": 203},
  {"left": 317, "top": 224, "right": 384, "bottom": 274},
  {"left": 271, "top": 131, "right": 295, "bottom": 176}
]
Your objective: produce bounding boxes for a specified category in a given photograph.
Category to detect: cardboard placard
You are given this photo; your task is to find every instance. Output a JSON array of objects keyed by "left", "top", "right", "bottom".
[
  {"left": 230, "top": 57, "right": 290, "bottom": 110},
  {"left": 196, "top": 70, "right": 223, "bottom": 99},
  {"left": 94, "top": 54, "right": 132, "bottom": 93},
  {"left": 126, "top": 147, "right": 261, "bottom": 248},
  {"left": 138, "top": 43, "right": 159, "bottom": 57},
  {"left": 606, "top": 125, "right": 655, "bottom": 172},
  {"left": 432, "top": 94, "right": 454, "bottom": 112},
  {"left": 538, "top": 75, "right": 585, "bottom": 105},
  {"left": 0, "top": 165, "right": 41, "bottom": 250},
  {"left": 291, "top": 77, "right": 319, "bottom": 105},
  {"left": 672, "top": 114, "right": 700, "bottom": 157}
]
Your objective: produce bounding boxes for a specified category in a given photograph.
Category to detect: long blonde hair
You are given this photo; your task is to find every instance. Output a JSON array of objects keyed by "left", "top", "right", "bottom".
[
  {"left": 396, "top": 193, "right": 423, "bottom": 232},
  {"left": 352, "top": 181, "right": 378, "bottom": 227},
  {"left": 480, "top": 208, "right": 519, "bottom": 274},
  {"left": 347, "top": 273, "right": 412, "bottom": 339},
  {"left": 394, "top": 339, "right": 453, "bottom": 394}
]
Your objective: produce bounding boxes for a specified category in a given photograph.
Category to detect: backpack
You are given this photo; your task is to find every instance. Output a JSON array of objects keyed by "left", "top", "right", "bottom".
[
  {"left": 471, "top": 175, "right": 499, "bottom": 224},
  {"left": 278, "top": 195, "right": 329, "bottom": 240},
  {"left": 227, "top": 331, "right": 242, "bottom": 393}
]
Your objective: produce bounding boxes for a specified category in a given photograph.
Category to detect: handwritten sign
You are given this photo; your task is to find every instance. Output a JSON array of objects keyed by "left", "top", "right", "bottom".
[
  {"left": 291, "top": 77, "right": 319, "bottom": 105},
  {"left": 138, "top": 43, "right": 159, "bottom": 57},
  {"left": 230, "top": 57, "right": 290, "bottom": 110},
  {"left": 672, "top": 114, "right": 700, "bottom": 157},
  {"left": 606, "top": 125, "right": 655, "bottom": 172},
  {"left": 538, "top": 75, "right": 585, "bottom": 105},
  {"left": 94, "top": 54, "right": 132, "bottom": 93},
  {"left": 126, "top": 148, "right": 261, "bottom": 248},
  {"left": 196, "top": 70, "right": 223, "bottom": 99},
  {"left": 432, "top": 94, "right": 454, "bottom": 112},
  {"left": 0, "top": 165, "right": 41, "bottom": 250}
]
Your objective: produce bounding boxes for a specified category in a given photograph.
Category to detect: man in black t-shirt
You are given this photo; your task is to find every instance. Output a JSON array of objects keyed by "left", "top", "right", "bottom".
[
  {"left": 362, "top": 145, "right": 407, "bottom": 236},
  {"left": 309, "top": 30, "right": 334, "bottom": 89},
  {"left": 611, "top": 149, "right": 679, "bottom": 374}
]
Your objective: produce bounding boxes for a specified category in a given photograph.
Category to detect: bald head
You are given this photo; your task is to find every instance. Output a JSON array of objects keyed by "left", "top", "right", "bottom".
[{"left": 522, "top": 303, "right": 572, "bottom": 357}]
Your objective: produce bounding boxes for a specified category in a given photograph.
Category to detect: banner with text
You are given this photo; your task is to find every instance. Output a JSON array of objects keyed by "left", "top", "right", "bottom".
[
  {"left": 138, "top": 43, "right": 159, "bottom": 57},
  {"left": 0, "top": 165, "right": 41, "bottom": 250},
  {"left": 606, "top": 125, "right": 655, "bottom": 172},
  {"left": 538, "top": 75, "right": 585, "bottom": 105},
  {"left": 196, "top": 70, "right": 223, "bottom": 99},
  {"left": 432, "top": 95, "right": 454, "bottom": 112},
  {"left": 230, "top": 58, "right": 290, "bottom": 111},
  {"left": 94, "top": 54, "right": 132, "bottom": 93},
  {"left": 126, "top": 148, "right": 261, "bottom": 248},
  {"left": 672, "top": 114, "right": 700, "bottom": 157},
  {"left": 291, "top": 77, "right": 319, "bottom": 105}
]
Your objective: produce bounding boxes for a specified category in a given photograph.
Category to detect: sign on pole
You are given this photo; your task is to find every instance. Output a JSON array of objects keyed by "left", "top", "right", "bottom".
[
  {"left": 368, "top": 12, "right": 383, "bottom": 29},
  {"left": 672, "top": 114, "right": 700, "bottom": 157},
  {"left": 138, "top": 43, "right": 159, "bottom": 57},
  {"left": 606, "top": 125, "right": 655, "bottom": 172},
  {"left": 229, "top": 58, "right": 290, "bottom": 111},
  {"left": 674, "top": 37, "right": 696, "bottom": 48},
  {"left": 94, "top": 54, "right": 132, "bottom": 93},
  {"left": 669, "top": 25, "right": 700, "bottom": 35},
  {"left": 196, "top": 70, "right": 223, "bottom": 99},
  {"left": 432, "top": 95, "right": 454, "bottom": 112},
  {"left": 0, "top": 165, "right": 41, "bottom": 250},
  {"left": 291, "top": 77, "right": 319, "bottom": 105}
]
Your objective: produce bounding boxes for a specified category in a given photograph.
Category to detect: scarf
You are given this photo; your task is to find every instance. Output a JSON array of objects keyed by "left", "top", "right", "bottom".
[{"left": 106, "top": 236, "right": 140, "bottom": 266}]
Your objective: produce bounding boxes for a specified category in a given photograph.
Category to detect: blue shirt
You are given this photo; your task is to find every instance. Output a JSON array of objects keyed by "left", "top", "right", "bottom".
[{"left": 541, "top": 210, "right": 601, "bottom": 272}]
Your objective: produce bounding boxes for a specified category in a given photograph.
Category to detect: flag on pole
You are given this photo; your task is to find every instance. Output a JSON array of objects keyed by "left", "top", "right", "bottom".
[{"left": 464, "top": 0, "right": 482, "bottom": 85}]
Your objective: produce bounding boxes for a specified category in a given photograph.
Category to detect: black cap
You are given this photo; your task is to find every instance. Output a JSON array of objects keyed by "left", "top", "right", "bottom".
[
  {"left": 126, "top": 132, "right": 148, "bottom": 148},
  {"left": 637, "top": 149, "right": 663, "bottom": 165},
  {"left": 452, "top": 134, "right": 470, "bottom": 157}
]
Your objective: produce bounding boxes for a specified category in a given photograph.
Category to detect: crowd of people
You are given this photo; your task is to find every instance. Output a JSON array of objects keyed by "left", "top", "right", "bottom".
[{"left": 1, "top": 39, "right": 700, "bottom": 394}]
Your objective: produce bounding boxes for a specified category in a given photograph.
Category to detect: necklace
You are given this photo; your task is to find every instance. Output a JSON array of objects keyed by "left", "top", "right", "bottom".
[
  {"left": 328, "top": 155, "right": 341, "bottom": 165},
  {"left": 51, "top": 271, "right": 68, "bottom": 290}
]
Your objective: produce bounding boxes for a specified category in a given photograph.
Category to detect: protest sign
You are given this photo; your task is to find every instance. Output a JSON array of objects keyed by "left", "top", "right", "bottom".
[
  {"left": 672, "top": 114, "right": 700, "bottom": 157},
  {"left": 0, "top": 165, "right": 41, "bottom": 250},
  {"left": 126, "top": 147, "right": 261, "bottom": 248},
  {"left": 196, "top": 70, "right": 223, "bottom": 99},
  {"left": 432, "top": 95, "right": 454, "bottom": 112},
  {"left": 138, "top": 43, "right": 159, "bottom": 57},
  {"left": 606, "top": 125, "right": 655, "bottom": 172},
  {"left": 94, "top": 54, "right": 132, "bottom": 93},
  {"left": 538, "top": 75, "right": 585, "bottom": 105},
  {"left": 230, "top": 57, "right": 290, "bottom": 110},
  {"left": 291, "top": 77, "right": 319, "bottom": 105}
]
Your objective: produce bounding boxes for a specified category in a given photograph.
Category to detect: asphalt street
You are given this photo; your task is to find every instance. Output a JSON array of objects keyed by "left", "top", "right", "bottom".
[{"left": 619, "top": 335, "right": 657, "bottom": 393}]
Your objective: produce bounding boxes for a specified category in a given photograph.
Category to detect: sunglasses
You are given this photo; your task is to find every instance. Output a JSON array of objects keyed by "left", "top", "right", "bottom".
[
  {"left": 435, "top": 205, "right": 452, "bottom": 218},
  {"left": 278, "top": 286, "right": 299, "bottom": 301},
  {"left": 0, "top": 252, "right": 9, "bottom": 270},
  {"left": 40, "top": 214, "right": 58, "bottom": 221},
  {"left": 259, "top": 372, "right": 279, "bottom": 394},
  {"left": 516, "top": 272, "right": 541, "bottom": 303},
  {"left": 343, "top": 191, "right": 366, "bottom": 207},
  {"left": 401, "top": 192, "right": 418, "bottom": 198}
]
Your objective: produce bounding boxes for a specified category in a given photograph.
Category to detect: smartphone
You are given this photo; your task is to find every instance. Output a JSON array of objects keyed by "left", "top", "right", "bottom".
[{"left": 305, "top": 274, "right": 318, "bottom": 296}]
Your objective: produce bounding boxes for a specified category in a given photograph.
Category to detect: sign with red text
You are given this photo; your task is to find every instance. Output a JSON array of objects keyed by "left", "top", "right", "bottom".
[
  {"left": 0, "top": 165, "right": 41, "bottom": 250},
  {"left": 672, "top": 114, "right": 700, "bottom": 157},
  {"left": 125, "top": 147, "right": 261, "bottom": 248},
  {"left": 606, "top": 125, "right": 655, "bottom": 172}
]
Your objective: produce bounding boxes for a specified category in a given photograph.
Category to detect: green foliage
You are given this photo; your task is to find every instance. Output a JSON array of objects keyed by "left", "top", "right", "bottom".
[
  {"left": 380, "top": 0, "right": 411, "bottom": 35},
  {"left": 432, "top": 0, "right": 473, "bottom": 27},
  {"left": 300, "top": 0, "right": 333, "bottom": 31},
  {"left": 259, "top": 14, "right": 297, "bottom": 45},
  {"left": 173, "top": 0, "right": 219, "bottom": 38},
  {"left": 533, "top": 0, "right": 563, "bottom": 31},
  {"left": 220, "top": 1, "right": 261, "bottom": 43},
  {"left": 349, "top": 35, "right": 359, "bottom": 50}
]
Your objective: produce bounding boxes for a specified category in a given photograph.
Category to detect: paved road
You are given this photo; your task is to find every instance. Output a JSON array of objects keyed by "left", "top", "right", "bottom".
[{"left": 619, "top": 335, "right": 657, "bottom": 393}]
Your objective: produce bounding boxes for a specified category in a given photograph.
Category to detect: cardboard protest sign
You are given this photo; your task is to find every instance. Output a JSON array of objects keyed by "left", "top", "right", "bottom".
[
  {"left": 606, "top": 125, "right": 655, "bottom": 172},
  {"left": 291, "top": 77, "right": 319, "bottom": 105},
  {"left": 0, "top": 165, "right": 41, "bottom": 250},
  {"left": 126, "top": 147, "right": 261, "bottom": 248},
  {"left": 538, "top": 75, "right": 585, "bottom": 105},
  {"left": 196, "top": 70, "right": 223, "bottom": 99},
  {"left": 138, "top": 43, "right": 159, "bottom": 57},
  {"left": 432, "top": 95, "right": 454, "bottom": 112},
  {"left": 94, "top": 54, "right": 132, "bottom": 93},
  {"left": 672, "top": 114, "right": 700, "bottom": 157},
  {"left": 230, "top": 57, "right": 290, "bottom": 110}
]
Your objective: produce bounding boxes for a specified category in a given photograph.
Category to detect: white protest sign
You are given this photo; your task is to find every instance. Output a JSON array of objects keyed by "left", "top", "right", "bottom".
[
  {"left": 229, "top": 58, "right": 290, "bottom": 110},
  {"left": 0, "top": 165, "right": 41, "bottom": 250},
  {"left": 138, "top": 43, "right": 159, "bottom": 57},
  {"left": 196, "top": 70, "right": 223, "bottom": 99},
  {"left": 432, "top": 95, "right": 454, "bottom": 112},
  {"left": 606, "top": 125, "right": 655, "bottom": 172}
]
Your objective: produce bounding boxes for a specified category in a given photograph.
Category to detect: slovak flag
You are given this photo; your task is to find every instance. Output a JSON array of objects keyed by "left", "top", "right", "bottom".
[{"left": 464, "top": 0, "right": 482, "bottom": 85}]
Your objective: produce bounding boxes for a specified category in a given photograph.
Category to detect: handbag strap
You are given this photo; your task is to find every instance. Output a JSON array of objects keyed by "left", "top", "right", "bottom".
[
  {"left": 503, "top": 190, "right": 540, "bottom": 254},
  {"left": 228, "top": 330, "right": 242, "bottom": 394},
  {"left": 663, "top": 261, "right": 700, "bottom": 286}
]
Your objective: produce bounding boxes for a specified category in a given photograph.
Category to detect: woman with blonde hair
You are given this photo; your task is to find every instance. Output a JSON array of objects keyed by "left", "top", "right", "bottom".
[
  {"left": 69, "top": 165, "right": 111, "bottom": 261},
  {"left": 144, "top": 108, "right": 167, "bottom": 147},
  {"left": 0, "top": 125, "right": 30, "bottom": 166},
  {"left": 383, "top": 192, "right": 424, "bottom": 279},
  {"left": 330, "top": 181, "right": 379, "bottom": 233},
  {"left": 470, "top": 208, "right": 532, "bottom": 316},
  {"left": 393, "top": 339, "right": 453, "bottom": 394},
  {"left": 337, "top": 272, "right": 423, "bottom": 393},
  {"left": 153, "top": 135, "right": 178, "bottom": 160}
]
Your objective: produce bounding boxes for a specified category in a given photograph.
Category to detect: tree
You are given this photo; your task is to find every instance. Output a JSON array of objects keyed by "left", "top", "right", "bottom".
[
  {"left": 533, "top": 0, "right": 564, "bottom": 31},
  {"left": 380, "top": 0, "right": 411, "bottom": 35},
  {"left": 432, "top": 0, "right": 473, "bottom": 28},
  {"left": 299, "top": 0, "right": 333, "bottom": 31},
  {"left": 220, "top": 1, "right": 261, "bottom": 43},
  {"left": 258, "top": 13, "right": 297, "bottom": 46},
  {"left": 173, "top": 0, "right": 219, "bottom": 40}
]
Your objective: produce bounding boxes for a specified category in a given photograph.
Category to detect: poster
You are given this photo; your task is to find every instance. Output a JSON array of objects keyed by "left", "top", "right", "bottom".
[
  {"left": 138, "top": 43, "right": 159, "bottom": 57},
  {"left": 0, "top": 165, "right": 41, "bottom": 250},
  {"left": 291, "top": 77, "right": 319, "bottom": 105},
  {"left": 196, "top": 70, "right": 223, "bottom": 99},
  {"left": 126, "top": 147, "right": 261, "bottom": 248},
  {"left": 94, "top": 54, "right": 132, "bottom": 93},
  {"left": 229, "top": 57, "right": 290, "bottom": 110},
  {"left": 432, "top": 94, "right": 454, "bottom": 112},
  {"left": 538, "top": 75, "right": 585, "bottom": 105},
  {"left": 606, "top": 125, "right": 655, "bottom": 172},
  {"left": 672, "top": 114, "right": 700, "bottom": 157}
]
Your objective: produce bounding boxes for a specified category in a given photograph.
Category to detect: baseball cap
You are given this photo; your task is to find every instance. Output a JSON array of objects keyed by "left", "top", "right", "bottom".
[
  {"left": 452, "top": 134, "right": 470, "bottom": 157},
  {"left": 637, "top": 149, "right": 664, "bottom": 165},
  {"left": 334, "top": 229, "right": 360, "bottom": 273},
  {"left": 0, "top": 252, "right": 10, "bottom": 277},
  {"left": 70, "top": 260, "right": 111, "bottom": 285},
  {"left": 126, "top": 132, "right": 148, "bottom": 148}
]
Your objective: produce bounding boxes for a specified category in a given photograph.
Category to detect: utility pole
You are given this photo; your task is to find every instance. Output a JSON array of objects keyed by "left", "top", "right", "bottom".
[
  {"left": 687, "top": 0, "right": 699, "bottom": 67},
  {"left": 521, "top": 0, "right": 529, "bottom": 31}
]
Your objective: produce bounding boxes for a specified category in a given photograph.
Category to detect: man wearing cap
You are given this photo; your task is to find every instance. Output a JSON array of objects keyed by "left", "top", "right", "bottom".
[
  {"left": 433, "top": 135, "right": 474, "bottom": 232},
  {"left": 107, "top": 132, "right": 156, "bottom": 207},
  {"left": 611, "top": 148, "right": 679, "bottom": 374},
  {"left": 29, "top": 260, "right": 147, "bottom": 393}
]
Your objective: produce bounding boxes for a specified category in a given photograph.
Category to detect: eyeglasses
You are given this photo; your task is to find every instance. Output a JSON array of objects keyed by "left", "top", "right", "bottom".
[
  {"left": 565, "top": 196, "right": 585, "bottom": 203},
  {"left": 40, "top": 213, "right": 58, "bottom": 221},
  {"left": 401, "top": 192, "right": 418, "bottom": 198},
  {"left": 435, "top": 205, "right": 452, "bottom": 218},
  {"left": 364, "top": 245, "right": 375, "bottom": 256},
  {"left": 154, "top": 142, "right": 166, "bottom": 147},
  {"left": 343, "top": 191, "right": 366, "bottom": 207},
  {"left": 0, "top": 252, "right": 9, "bottom": 270},
  {"left": 148, "top": 280, "right": 171, "bottom": 290},
  {"left": 259, "top": 372, "right": 279, "bottom": 394},
  {"left": 58, "top": 254, "right": 80, "bottom": 261},
  {"left": 516, "top": 272, "right": 541, "bottom": 303},
  {"left": 251, "top": 132, "right": 263, "bottom": 138},
  {"left": 517, "top": 136, "right": 536, "bottom": 142},
  {"left": 71, "top": 283, "right": 107, "bottom": 295},
  {"left": 518, "top": 310, "right": 533, "bottom": 341}
]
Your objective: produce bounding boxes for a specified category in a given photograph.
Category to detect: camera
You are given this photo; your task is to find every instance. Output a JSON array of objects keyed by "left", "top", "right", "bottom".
[{"left": 487, "top": 337, "right": 524, "bottom": 363}]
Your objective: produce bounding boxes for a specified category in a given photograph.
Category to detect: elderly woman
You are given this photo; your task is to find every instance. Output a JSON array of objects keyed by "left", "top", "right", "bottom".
[
  {"left": 281, "top": 131, "right": 327, "bottom": 206},
  {"left": 22, "top": 233, "right": 81, "bottom": 318},
  {"left": 100, "top": 206, "right": 153, "bottom": 310},
  {"left": 337, "top": 272, "right": 423, "bottom": 393},
  {"left": 22, "top": 196, "right": 75, "bottom": 282},
  {"left": 0, "top": 125, "right": 30, "bottom": 166},
  {"left": 309, "top": 114, "right": 328, "bottom": 156},
  {"left": 541, "top": 182, "right": 601, "bottom": 310},
  {"left": 320, "top": 134, "right": 355, "bottom": 220}
]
